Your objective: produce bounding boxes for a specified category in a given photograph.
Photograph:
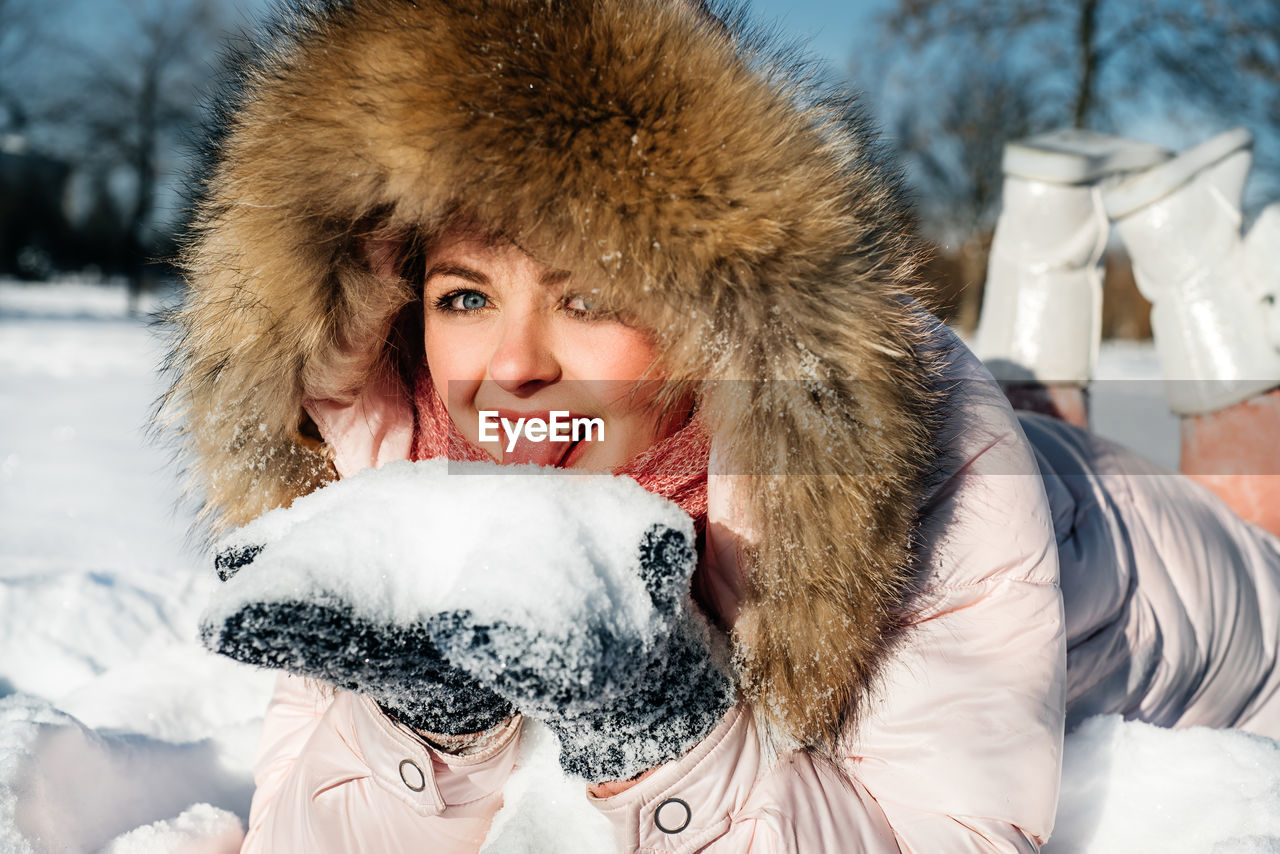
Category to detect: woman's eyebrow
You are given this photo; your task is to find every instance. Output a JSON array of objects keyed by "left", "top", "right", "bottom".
[{"left": 425, "top": 264, "right": 489, "bottom": 286}]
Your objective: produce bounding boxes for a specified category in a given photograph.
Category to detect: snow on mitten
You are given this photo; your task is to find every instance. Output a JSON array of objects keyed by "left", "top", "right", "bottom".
[
  {"left": 198, "top": 459, "right": 734, "bottom": 779},
  {"left": 428, "top": 522, "right": 735, "bottom": 783},
  {"left": 201, "top": 496, "right": 513, "bottom": 735}
]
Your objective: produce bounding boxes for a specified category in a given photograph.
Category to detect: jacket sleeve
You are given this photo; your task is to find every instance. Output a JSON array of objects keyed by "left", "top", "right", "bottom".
[{"left": 242, "top": 674, "right": 521, "bottom": 853}]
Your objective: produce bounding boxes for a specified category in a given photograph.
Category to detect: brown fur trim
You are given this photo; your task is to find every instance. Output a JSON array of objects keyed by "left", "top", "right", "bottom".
[{"left": 164, "top": 0, "right": 943, "bottom": 748}]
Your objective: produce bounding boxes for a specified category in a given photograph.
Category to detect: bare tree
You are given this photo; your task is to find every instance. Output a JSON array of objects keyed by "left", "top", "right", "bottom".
[
  {"left": 43, "top": 0, "right": 228, "bottom": 290},
  {"left": 890, "top": 58, "right": 1046, "bottom": 237},
  {"left": 880, "top": 0, "right": 1264, "bottom": 129},
  {"left": 89, "top": 0, "right": 222, "bottom": 262},
  {"left": 0, "top": 0, "right": 61, "bottom": 132},
  {"left": 867, "top": 0, "right": 1280, "bottom": 236}
]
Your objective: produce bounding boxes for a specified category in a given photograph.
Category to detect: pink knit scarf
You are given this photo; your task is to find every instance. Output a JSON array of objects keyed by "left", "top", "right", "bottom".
[{"left": 410, "top": 367, "right": 710, "bottom": 528}]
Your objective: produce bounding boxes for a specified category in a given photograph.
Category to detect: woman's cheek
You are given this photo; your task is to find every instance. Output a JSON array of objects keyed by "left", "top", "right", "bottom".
[
  {"left": 424, "top": 322, "right": 488, "bottom": 443},
  {"left": 562, "top": 321, "right": 658, "bottom": 383},
  {"left": 425, "top": 320, "right": 490, "bottom": 383},
  {"left": 563, "top": 329, "right": 671, "bottom": 467}
]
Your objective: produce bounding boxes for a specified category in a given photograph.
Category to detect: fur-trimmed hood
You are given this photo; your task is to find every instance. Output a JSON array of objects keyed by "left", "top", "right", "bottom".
[{"left": 165, "top": 0, "right": 942, "bottom": 750}]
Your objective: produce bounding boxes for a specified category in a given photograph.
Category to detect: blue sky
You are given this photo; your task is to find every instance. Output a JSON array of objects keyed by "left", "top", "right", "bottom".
[
  {"left": 733, "top": 0, "right": 892, "bottom": 72},
  {"left": 227, "top": 0, "right": 891, "bottom": 76}
]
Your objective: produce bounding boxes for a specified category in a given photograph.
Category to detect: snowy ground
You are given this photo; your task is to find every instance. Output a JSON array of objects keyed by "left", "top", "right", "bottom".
[
  {"left": 0, "top": 280, "right": 1276, "bottom": 852},
  {"left": 0, "top": 281, "right": 272, "bottom": 852}
]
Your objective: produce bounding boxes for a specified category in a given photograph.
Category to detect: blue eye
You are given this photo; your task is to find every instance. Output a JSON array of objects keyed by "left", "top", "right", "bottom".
[{"left": 441, "top": 290, "right": 487, "bottom": 311}]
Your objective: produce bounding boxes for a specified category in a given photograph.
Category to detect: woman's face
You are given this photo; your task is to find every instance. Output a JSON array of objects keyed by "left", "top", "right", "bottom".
[{"left": 422, "top": 228, "right": 677, "bottom": 470}]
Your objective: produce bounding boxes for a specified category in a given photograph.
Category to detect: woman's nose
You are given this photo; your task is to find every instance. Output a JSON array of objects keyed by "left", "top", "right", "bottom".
[{"left": 487, "top": 307, "right": 562, "bottom": 394}]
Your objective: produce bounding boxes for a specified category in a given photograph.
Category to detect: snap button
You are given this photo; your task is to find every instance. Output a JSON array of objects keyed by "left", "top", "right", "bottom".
[
  {"left": 398, "top": 758, "right": 426, "bottom": 792},
  {"left": 654, "top": 797, "right": 691, "bottom": 834}
]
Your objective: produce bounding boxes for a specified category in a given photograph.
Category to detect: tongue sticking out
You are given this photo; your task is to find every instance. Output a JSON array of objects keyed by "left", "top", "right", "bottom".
[{"left": 504, "top": 433, "right": 574, "bottom": 467}]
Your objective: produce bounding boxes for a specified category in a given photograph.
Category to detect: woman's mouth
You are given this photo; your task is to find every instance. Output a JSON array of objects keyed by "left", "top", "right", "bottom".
[{"left": 503, "top": 433, "right": 582, "bottom": 467}]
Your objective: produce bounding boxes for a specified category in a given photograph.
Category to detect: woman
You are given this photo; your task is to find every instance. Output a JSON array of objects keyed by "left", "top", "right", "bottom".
[{"left": 168, "top": 0, "right": 1280, "bottom": 850}]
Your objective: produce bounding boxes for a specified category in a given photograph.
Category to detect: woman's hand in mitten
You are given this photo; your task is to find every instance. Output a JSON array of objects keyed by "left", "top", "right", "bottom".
[
  {"left": 200, "top": 500, "right": 513, "bottom": 736},
  {"left": 427, "top": 521, "right": 736, "bottom": 785}
]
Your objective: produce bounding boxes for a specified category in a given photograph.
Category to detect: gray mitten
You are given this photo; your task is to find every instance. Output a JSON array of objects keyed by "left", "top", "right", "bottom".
[
  {"left": 202, "top": 502, "right": 512, "bottom": 735},
  {"left": 427, "top": 523, "right": 734, "bottom": 783}
]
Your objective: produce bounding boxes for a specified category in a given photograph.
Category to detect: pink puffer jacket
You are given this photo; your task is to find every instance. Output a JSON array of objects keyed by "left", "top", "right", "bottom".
[{"left": 239, "top": 331, "right": 1280, "bottom": 853}]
